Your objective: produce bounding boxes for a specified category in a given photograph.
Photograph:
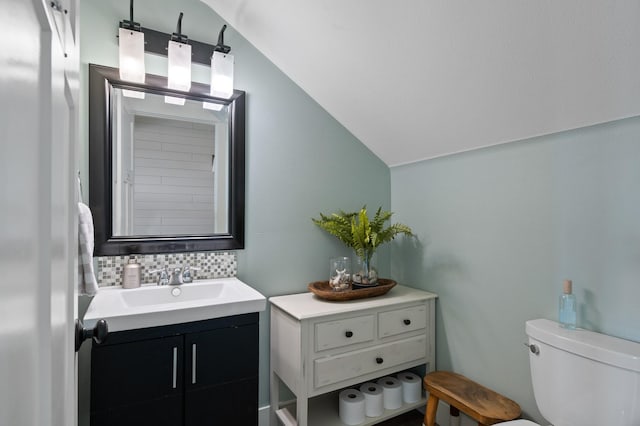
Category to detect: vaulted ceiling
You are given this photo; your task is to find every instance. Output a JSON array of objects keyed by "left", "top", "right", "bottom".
[{"left": 202, "top": 0, "right": 640, "bottom": 166}]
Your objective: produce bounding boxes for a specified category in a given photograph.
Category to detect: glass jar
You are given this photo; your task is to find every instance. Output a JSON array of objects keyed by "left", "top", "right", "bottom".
[
  {"left": 352, "top": 250, "right": 378, "bottom": 287},
  {"left": 329, "top": 257, "right": 351, "bottom": 291}
]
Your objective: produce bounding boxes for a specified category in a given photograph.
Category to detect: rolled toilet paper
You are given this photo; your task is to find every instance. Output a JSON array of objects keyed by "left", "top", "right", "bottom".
[
  {"left": 339, "top": 389, "right": 366, "bottom": 425},
  {"left": 359, "top": 382, "right": 384, "bottom": 417},
  {"left": 397, "top": 371, "right": 422, "bottom": 403},
  {"left": 377, "top": 376, "right": 403, "bottom": 410}
]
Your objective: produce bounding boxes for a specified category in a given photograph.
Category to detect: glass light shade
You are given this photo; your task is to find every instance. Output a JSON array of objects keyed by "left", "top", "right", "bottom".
[
  {"left": 118, "top": 28, "right": 145, "bottom": 83},
  {"left": 122, "top": 89, "right": 145, "bottom": 99},
  {"left": 164, "top": 96, "right": 186, "bottom": 106},
  {"left": 203, "top": 102, "right": 223, "bottom": 111},
  {"left": 167, "top": 40, "right": 192, "bottom": 92},
  {"left": 210, "top": 51, "right": 234, "bottom": 99}
]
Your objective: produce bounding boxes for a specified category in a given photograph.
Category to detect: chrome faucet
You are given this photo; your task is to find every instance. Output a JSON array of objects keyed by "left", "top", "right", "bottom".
[
  {"left": 168, "top": 267, "right": 183, "bottom": 285},
  {"left": 150, "top": 265, "right": 199, "bottom": 286}
]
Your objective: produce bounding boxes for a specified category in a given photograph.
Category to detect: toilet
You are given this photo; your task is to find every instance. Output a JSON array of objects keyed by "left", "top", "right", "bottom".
[{"left": 499, "top": 318, "right": 640, "bottom": 426}]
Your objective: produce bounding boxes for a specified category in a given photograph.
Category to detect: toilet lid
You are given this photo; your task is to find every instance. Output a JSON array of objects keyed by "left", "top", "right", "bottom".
[{"left": 497, "top": 421, "right": 540, "bottom": 426}]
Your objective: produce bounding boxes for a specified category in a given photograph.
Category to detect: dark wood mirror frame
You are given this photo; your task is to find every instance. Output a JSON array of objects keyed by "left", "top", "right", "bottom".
[{"left": 89, "top": 64, "right": 245, "bottom": 255}]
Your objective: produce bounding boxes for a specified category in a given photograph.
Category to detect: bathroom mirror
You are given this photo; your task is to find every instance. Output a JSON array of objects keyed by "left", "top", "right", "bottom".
[{"left": 89, "top": 64, "right": 245, "bottom": 255}]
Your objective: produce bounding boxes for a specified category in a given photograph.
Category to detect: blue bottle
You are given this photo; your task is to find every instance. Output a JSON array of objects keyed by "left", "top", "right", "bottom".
[{"left": 559, "top": 279, "right": 577, "bottom": 329}]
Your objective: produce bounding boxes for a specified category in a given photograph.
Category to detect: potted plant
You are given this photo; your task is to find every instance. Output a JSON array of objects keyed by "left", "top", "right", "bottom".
[{"left": 312, "top": 206, "right": 414, "bottom": 286}]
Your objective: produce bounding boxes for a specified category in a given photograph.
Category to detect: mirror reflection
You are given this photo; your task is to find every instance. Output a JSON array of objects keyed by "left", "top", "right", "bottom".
[
  {"left": 89, "top": 64, "right": 245, "bottom": 255},
  {"left": 111, "top": 88, "right": 230, "bottom": 236}
]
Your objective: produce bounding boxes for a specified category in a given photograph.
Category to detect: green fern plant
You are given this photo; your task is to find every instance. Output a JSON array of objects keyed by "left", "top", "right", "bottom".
[{"left": 312, "top": 206, "right": 414, "bottom": 262}]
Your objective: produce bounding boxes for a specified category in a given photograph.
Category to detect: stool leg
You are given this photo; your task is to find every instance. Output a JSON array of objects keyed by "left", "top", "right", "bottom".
[
  {"left": 423, "top": 395, "right": 439, "bottom": 426},
  {"left": 449, "top": 406, "right": 460, "bottom": 426}
]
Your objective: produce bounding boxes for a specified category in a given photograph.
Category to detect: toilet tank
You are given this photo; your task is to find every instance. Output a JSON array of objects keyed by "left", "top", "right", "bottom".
[{"left": 526, "top": 319, "right": 640, "bottom": 426}]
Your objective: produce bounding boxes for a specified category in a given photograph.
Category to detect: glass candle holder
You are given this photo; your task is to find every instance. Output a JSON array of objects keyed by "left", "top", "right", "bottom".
[{"left": 329, "top": 257, "right": 351, "bottom": 291}]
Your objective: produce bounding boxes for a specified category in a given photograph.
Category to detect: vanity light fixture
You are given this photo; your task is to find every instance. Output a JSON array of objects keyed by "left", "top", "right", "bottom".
[
  {"left": 114, "top": 2, "right": 235, "bottom": 103},
  {"left": 210, "top": 25, "right": 234, "bottom": 99},
  {"left": 118, "top": 0, "right": 145, "bottom": 97},
  {"left": 165, "top": 12, "right": 191, "bottom": 105}
]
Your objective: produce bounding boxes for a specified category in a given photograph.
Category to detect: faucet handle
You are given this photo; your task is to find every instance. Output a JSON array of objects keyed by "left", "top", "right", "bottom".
[
  {"left": 181, "top": 264, "right": 200, "bottom": 283},
  {"left": 149, "top": 267, "right": 170, "bottom": 286}
]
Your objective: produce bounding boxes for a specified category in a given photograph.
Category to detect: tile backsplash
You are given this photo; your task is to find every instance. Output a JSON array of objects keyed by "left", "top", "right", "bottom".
[{"left": 96, "top": 251, "right": 237, "bottom": 287}]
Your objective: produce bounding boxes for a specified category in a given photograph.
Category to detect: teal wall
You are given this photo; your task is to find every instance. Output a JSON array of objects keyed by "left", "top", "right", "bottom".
[
  {"left": 79, "top": 0, "right": 390, "bottom": 412},
  {"left": 390, "top": 117, "right": 640, "bottom": 422},
  {"left": 80, "top": 1, "right": 640, "bottom": 423}
]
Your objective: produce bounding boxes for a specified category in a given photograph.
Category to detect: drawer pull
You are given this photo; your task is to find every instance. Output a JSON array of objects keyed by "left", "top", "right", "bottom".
[
  {"left": 376, "top": 357, "right": 384, "bottom": 364},
  {"left": 403, "top": 319, "right": 411, "bottom": 325},
  {"left": 345, "top": 331, "right": 353, "bottom": 338},
  {"left": 192, "top": 343, "right": 197, "bottom": 384},
  {"left": 172, "top": 347, "right": 178, "bottom": 389}
]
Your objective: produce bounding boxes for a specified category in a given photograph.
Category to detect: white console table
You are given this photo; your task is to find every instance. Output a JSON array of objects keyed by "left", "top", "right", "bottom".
[{"left": 269, "top": 285, "right": 437, "bottom": 426}]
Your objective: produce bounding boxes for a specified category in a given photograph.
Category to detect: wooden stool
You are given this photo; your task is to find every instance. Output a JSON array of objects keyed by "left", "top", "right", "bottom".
[{"left": 423, "top": 371, "right": 521, "bottom": 426}]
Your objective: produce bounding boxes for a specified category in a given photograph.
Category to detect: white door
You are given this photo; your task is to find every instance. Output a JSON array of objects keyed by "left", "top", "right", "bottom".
[{"left": 0, "top": 1, "right": 79, "bottom": 426}]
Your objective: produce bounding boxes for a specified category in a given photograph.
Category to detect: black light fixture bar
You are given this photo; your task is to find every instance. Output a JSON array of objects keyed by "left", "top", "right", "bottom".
[
  {"left": 213, "top": 25, "right": 231, "bottom": 54},
  {"left": 139, "top": 27, "right": 217, "bottom": 66},
  {"left": 119, "top": 0, "right": 140, "bottom": 31},
  {"left": 170, "top": 12, "right": 188, "bottom": 44},
  {"left": 117, "top": 0, "right": 230, "bottom": 67}
]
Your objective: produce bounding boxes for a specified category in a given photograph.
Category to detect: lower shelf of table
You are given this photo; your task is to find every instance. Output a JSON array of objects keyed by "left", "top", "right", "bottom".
[{"left": 275, "top": 391, "right": 427, "bottom": 426}]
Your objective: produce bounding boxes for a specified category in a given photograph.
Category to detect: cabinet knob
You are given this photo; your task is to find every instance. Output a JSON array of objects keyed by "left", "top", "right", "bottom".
[
  {"left": 345, "top": 331, "right": 353, "bottom": 338},
  {"left": 376, "top": 357, "right": 384, "bottom": 364},
  {"left": 403, "top": 319, "right": 411, "bottom": 325}
]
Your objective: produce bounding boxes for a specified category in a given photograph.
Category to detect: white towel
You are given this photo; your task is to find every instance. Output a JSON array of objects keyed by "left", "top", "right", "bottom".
[{"left": 78, "top": 202, "right": 99, "bottom": 296}]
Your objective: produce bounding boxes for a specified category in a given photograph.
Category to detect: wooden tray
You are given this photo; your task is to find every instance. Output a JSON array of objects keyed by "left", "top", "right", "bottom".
[{"left": 307, "top": 278, "right": 397, "bottom": 301}]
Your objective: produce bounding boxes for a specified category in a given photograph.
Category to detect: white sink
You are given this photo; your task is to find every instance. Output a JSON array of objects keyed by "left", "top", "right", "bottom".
[{"left": 83, "top": 277, "right": 266, "bottom": 332}]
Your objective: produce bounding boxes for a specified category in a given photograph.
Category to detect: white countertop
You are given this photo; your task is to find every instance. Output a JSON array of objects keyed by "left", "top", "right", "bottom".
[
  {"left": 83, "top": 277, "right": 266, "bottom": 332},
  {"left": 269, "top": 285, "right": 437, "bottom": 320}
]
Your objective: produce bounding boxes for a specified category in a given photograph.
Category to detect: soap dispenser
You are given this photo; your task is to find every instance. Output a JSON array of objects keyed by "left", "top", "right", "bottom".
[
  {"left": 122, "top": 256, "right": 141, "bottom": 289},
  {"left": 559, "top": 279, "right": 577, "bottom": 329}
]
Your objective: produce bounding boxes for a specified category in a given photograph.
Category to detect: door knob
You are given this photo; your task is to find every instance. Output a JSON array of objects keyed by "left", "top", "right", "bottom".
[{"left": 75, "top": 318, "right": 108, "bottom": 351}]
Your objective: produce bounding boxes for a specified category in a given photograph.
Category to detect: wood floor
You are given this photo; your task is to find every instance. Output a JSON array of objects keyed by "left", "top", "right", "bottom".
[{"left": 377, "top": 409, "right": 425, "bottom": 426}]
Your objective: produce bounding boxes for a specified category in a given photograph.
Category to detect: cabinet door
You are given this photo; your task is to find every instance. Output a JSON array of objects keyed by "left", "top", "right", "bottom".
[
  {"left": 90, "top": 335, "right": 184, "bottom": 426},
  {"left": 185, "top": 377, "right": 258, "bottom": 426},
  {"left": 184, "top": 324, "right": 258, "bottom": 425}
]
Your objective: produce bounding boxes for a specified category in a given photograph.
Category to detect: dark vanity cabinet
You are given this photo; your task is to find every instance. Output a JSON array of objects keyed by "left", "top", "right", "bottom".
[{"left": 90, "top": 313, "right": 258, "bottom": 426}]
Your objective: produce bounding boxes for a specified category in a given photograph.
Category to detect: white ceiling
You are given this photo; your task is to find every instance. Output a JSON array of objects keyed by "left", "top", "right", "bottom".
[{"left": 202, "top": 0, "right": 640, "bottom": 166}]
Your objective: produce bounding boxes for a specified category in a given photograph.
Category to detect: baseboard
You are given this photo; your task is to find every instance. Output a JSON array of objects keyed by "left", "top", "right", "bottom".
[{"left": 259, "top": 404, "right": 270, "bottom": 426}]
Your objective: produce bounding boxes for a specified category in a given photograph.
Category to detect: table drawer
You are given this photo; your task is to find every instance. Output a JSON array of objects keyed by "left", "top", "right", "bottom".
[
  {"left": 378, "top": 304, "right": 427, "bottom": 338},
  {"left": 313, "top": 335, "right": 427, "bottom": 388},
  {"left": 315, "top": 314, "right": 375, "bottom": 352}
]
